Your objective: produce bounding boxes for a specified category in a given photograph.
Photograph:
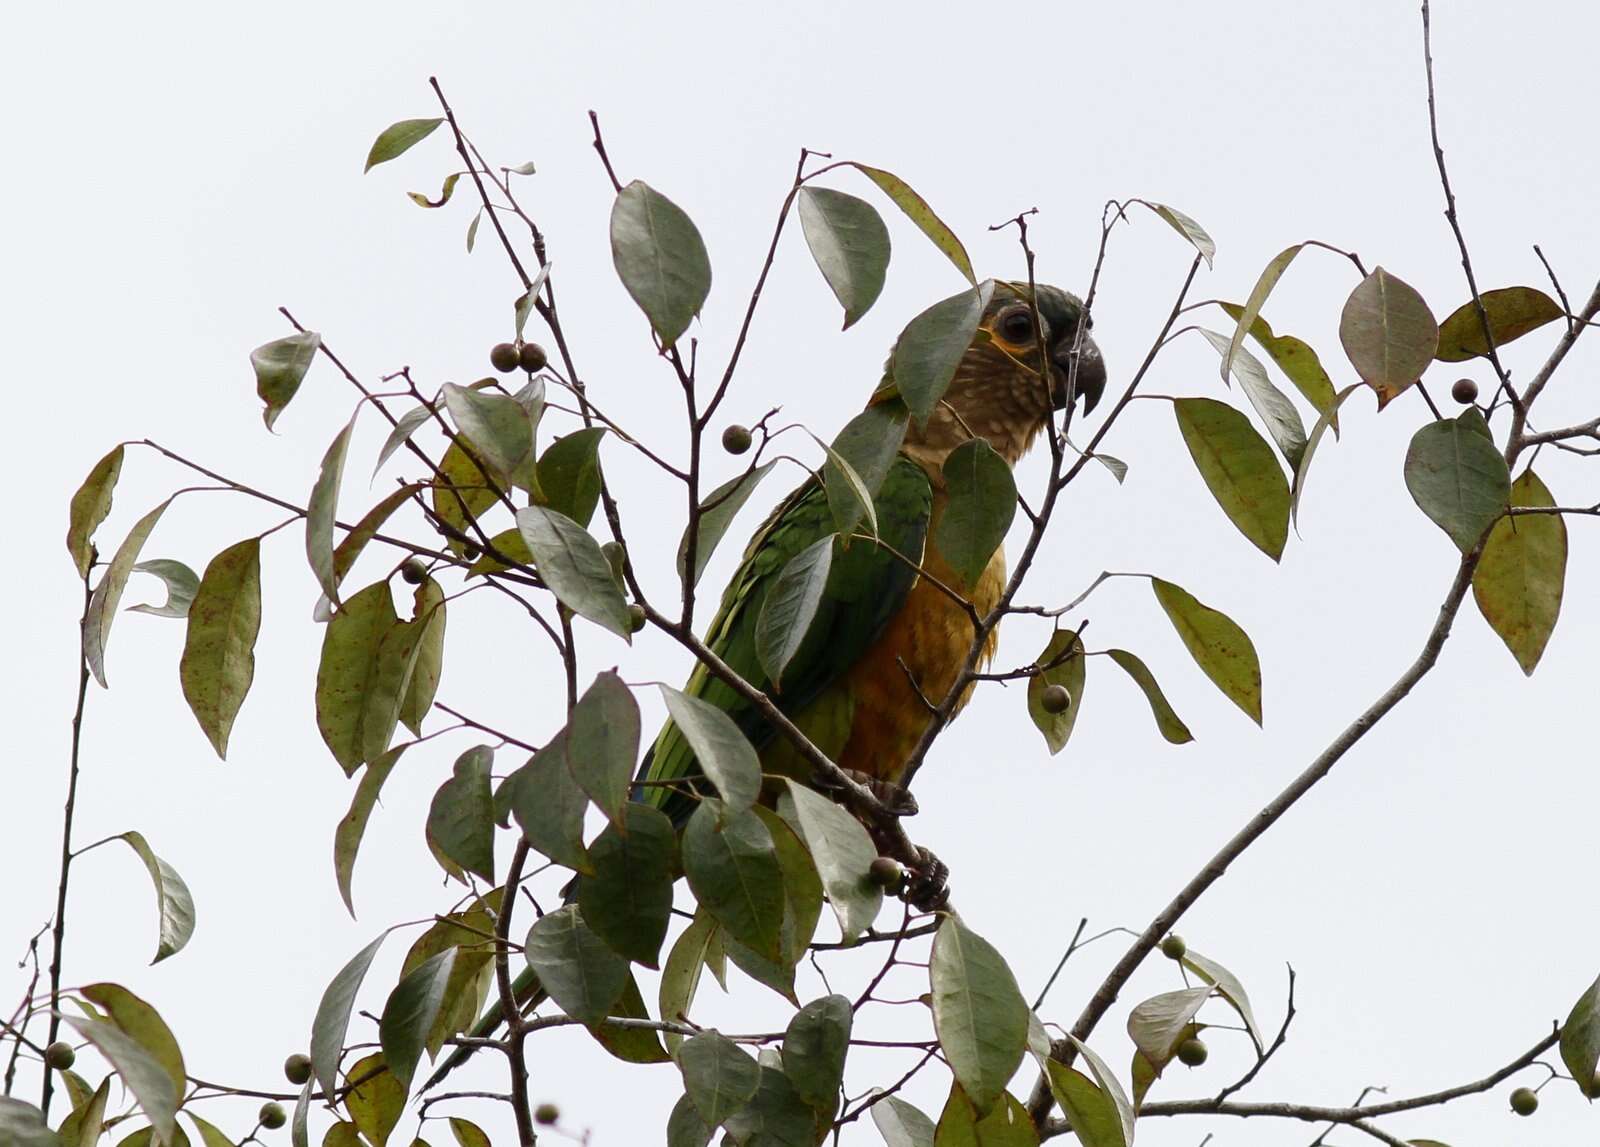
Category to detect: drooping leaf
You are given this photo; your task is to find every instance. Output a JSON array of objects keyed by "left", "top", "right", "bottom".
[
  {"left": 61, "top": 1017, "right": 177, "bottom": 1143},
  {"left": 578, "top": 802, "right": 677, "bottom": 967},
  {"left": 1143, "top": 201, "right": 1215, "bottom": 268},
  {"left": 1198, "top": 328, "right": 1307, "bottom": 471},
  {"left": 311, "top": 932, "right": 389, "bottom": 1099},
  {"left": 1172, "top": 397, "right": 1289, "bottom": 561},
  {"left": 871, "top": 1094, "right": 937, "bottom": 1147},
  {"left": 1045, "top": 1041, "right": 1133, "bottom": 1147},
  {"left": 809, "top": 432, "right": 879, "bottom": 540},
  {"left": 59, "top": 1077, "right": 110, "bottom": 1147},
  {"left": 782, "top": 994, "right": 852, "bottom": 1111},
  {"left": 756, "top": 536, "right": 836, "bottom": 686},
  {"left": 929, "top": 915, "right": 1029, "bottom": 1117},
  {"left": 659, "top": 911, "right": 719, "bottom": 1052},
  {"left": 892, "top": 282, "right": 994, "bottom": 427},
  {"left": 778, "top": 781, "right": 882, "bottom": 942},
  {"left": 432, "top": 440, "right": 504, "bottom": 556},
  {"left": 933, "top": 1085, "right": 1038, "bottom": 1147},
  {"left": 516, "top": 505, "right": 634, "bottom": 639},
  {"left": 1217, "top": 302, "right": 1338, "bottom": 420},
  {"left": 680, "top": 462, "right": 777, "bottom": 586},
  {"left": 677, "top": 1031, "right": 761, "bottom": 1126},
  {"left": 565, "top": 670, "right": 641, "bottom": 827},
  {"left": 683, "top": 801, "right": 786, "bottom": 962},
  {"left": 1339, "top": 267, "right": 1439, "bottom": 408},
  {"left": 179, "top": 538, "right": 261, "bottom": 759},
  {"left": 1106, "top": 649, "right": 1192, "bottom": 744},
  {"left": 1218, "top": 244, "right": 1301, "bottom": 383},
  {"left": 586, "top": 972, "right": 672, "bottom": 1064},
  {"left": 425, "top": 745, "right": 495, "bottom": 883},
  {"left": 306, "top": 415, "right": 357, "bottom": 605},
  {"left": 523, "top": 904, "right": 630, "bottom": 1025},
  {"left": 0, "top": 1098, "right": 60, "bottom": 1147},
  {"left": 319, "top": 485, "right": 425, "bottom": 618},
  {"left": 406, "top": 171, "right": 460, "bottom": 209},
  {"left": 447, "top": 1118, "right": 490, "bottom": 1147},
  {"left": 849, "top": 164, "right": 975, "bottom": 283},
  {"left": 398, "top": 893, "right": 498, "bottom": 1061},
  {"left": 343, "top": 1051, "right": 405, "bottom": 1147},
  {"left": 826, "top": 401, "right": 910, "bottom": 536},
  {"left": 465, "top": 527, "right": 534, "bottom": 577},
  {"left": 374, "top": 405, "right": 433, "bottom": 479},
  {"left": 1561, "top": 971, "right": 1600, "bottom": 1099},
  {"left": 114, "top": 832, "right": 195, "bottom": 963},
  {"left": 84, "top": 497, "right": 171, "bottom": 687},
  {"left": 1180, "top": 947, "right": 1264, "bottom": 1052},
  {"left": 1472, "top": 469, "right": 1566, "bottom": 674},
  {"left": 722, "top": 1065, "right": 826, "bottom": 1147},
  {"left": 379, "top": 948, "right": 457, "bottom": 1091},
  {"left": 666, "top": 1094, "right": 713, "bottom": 1147},
  {"left": 127, "top": 559, "right": 199, "bottom": 618},
  {"left": 506, "top": 731, "right": 592, "bottom": 873},
  {"left": 1151, "top": 578, "right": 1262, "bottom": 725},
  {"left": 1291, "top": 384, "right": 1363, "bottom": 527},
  {"left": 334, "top": 745, "right": 405, "bottom": 916},
  {"left": 67, "top": 444, "right": 125, "bottom": 578},
  {"left": 1026, "top": 630, "right": 1086, "bottom": 755},
  {"left": 1403, "top": 409, "right": 1511, "bottom": 551},
  {"left": 1436, "top": 286, "right": 1563, "bottom": 362},
  {"left": 252, "top": 331, "right": 321, "bottom": 431},
  {"left": 755, "top": 804, "right": 824, "bottom": 967},
  {"left": 442, "top": 384, "right": 535, "bottom": 489},
  {"left": 797, "top": 186, "right": 890, "bottom": 328},
  {"left": 536, "top": 427, "right": 606, "bottom": 528},
  {"left": 364, "top": 118, "right": 444, "bottom": 172},
  {"left": 1126, "top": 986, "right": 1213, "bottom": 1072},
  {"left": 938, "top": 438, "right": 1016, "bottom": 588},
  {"left": 609, "top": 180, "right": 712, "bottom": 346},
  {"left": 80, "top": 983, "right": 186, "bottom": 1096},
  {"left": 660, "top": 686, "right": 762, "bottom": 813},
  {"left": 399, "top": 576, "right": 446, "bottom": 735},
  {"left": 316, "top": 581, "right": 401, "bottom": 775}
]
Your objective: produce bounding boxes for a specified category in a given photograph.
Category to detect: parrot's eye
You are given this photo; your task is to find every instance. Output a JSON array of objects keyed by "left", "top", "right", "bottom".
[{"left": 999, "top": 310, "right": 1034, "bottom": 343}]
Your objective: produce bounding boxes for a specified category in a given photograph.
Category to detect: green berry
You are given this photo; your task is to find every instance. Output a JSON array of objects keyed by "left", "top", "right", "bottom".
[
  {"left": 1510, "top": 1087, "right": 1538, "bottom": 1116},
  {"left": 283, "top": 1053, "right": 312, "bottom": 1085},
  {"left": 628, "top": 603, "right": 647, "bottom": 634},
  {"left": 1176, "top": 1037, "right": 1208, "bottom": 1067},
  {"left": 1039, "top": 683, "right": 1071, "bottom": 715},
  {"left": 534, "top": 1103, "right": 560, "bottom": 1125},
  {"left": 519, "top": 342, "right": 548, "bottom": 372},
  {"left": 867, "top": 857, "right": 903, "bottom": 889},
  {"left": 1451, "top": 377, "right": 1479, "bottom": 405},
  {"left": 490, "top": 342, "right": 520, "bottom": 373},
  {"left": 1159, "top": 934, "right": 1187, "bottom": 960},
  {"left": 601, "top": 541, "right": 627, "bottom": 584},
  {"left": 461, "top": 541, "right": 482, "bottom": 561},
  {"left": 43, "top": 1042, "right": 75, "bottom": 1070},
  {"left": 259, "top": 1102, "right": 287, "bottom": 1130},
  {"left": 400, "top": 558, "right": 428, "bottom": 585},
  {"left": 721, "top": 424, "right": 753, "bottom": 455}
]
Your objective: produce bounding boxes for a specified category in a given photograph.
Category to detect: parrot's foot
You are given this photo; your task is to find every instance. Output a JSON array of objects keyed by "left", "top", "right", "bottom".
[
  {"left": 828, "top": 768, "right": 919, "bottom": 817},
  {"left": 903, "top": 848, "right": 950, "bottom": 913}
]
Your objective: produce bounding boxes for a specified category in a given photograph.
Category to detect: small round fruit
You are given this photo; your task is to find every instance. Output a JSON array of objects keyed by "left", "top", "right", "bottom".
[
  {"left": 1176, "top": 1037, "right": 1208, "bottom": 1067},
  {"left": 721, "top": 424, "right": 753, "bottom": 455},
  {"left": 1160, "top": 934, "right": 1187, "bottom": 960},
  {"left": 1510, "top": 1087, "right": 1539, "bottom": 1116},
  {"left": 43, "top": 1042, "right": 75, "bottom": 1070},
  {"left": 400, "top": 558, "right": 428, "bottom": 585},
  {"left": 283, "top": 1053, "right": 312, "bottom": 1085},
  {"left": 534, "top": 1103, "right": 560, "bottom": 1126},
  {"left": 1039, "top": 683, "right": 1072, "bottom": 715},
  {"left": 490, "top": 342, "right": 520, "bottom": 373},
  {"left": 259, "top": 1102, "right": 288, "bottom": 1130},
  {"left": 601, "top": 541, "right": 627, "bottom": 581},
  {"left": 1451, "top": 377, "right": 1479, "bottom": 405},
  {"left": 628, "top": 603, "right": 647, "bottom": 633},
  {"left": 518, "top": 342, "right": 548, "bottom": 373},
  {"left": 868, "top": 857, "right": 903, "bottom": 888},
  {"left": 461, "top": 542, "right": 482, "bottom": 561}
]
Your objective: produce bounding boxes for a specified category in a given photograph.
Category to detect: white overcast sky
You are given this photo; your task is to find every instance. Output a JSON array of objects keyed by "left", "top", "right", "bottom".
[{"left": 6, "top": 2, "right": 1599, "bottom": 1145}]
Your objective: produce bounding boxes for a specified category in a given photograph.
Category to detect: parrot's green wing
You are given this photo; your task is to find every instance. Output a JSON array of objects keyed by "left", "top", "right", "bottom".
[{"left": 637, "top": 455, "right": 933, "bottom": 825}]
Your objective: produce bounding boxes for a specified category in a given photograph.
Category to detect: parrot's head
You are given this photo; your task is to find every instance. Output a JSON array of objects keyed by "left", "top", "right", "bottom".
[{"left": 888, "top": 280, "right": 1105, "bottom": 468}]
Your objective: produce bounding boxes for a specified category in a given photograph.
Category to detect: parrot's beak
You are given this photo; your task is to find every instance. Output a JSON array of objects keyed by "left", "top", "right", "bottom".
[{"left": 1052, "top": 334, "right": 1106, "bottom": 415}]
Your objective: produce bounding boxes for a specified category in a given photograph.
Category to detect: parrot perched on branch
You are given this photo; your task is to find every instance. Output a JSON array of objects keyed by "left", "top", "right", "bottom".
[{"left": 423, "top": 280, "right": 1104, "bottom": 1090}]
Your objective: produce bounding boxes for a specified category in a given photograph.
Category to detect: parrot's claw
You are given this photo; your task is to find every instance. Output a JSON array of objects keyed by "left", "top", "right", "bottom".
[
  {"left": 903, "top": 848, "right": 950, "bottom": 913},
  {"left": 827, "top": 768, "right": 919, "bottom": 817}
]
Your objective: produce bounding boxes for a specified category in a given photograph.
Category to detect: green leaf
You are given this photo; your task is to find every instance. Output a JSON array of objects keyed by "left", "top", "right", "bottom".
[
  {"left": 61, "top": 1016, "right": 177, "bottom": 1145},
  {"left": 1143, "top": 201, "right": 1215, "bottom": 268},
  {"left": 398, "top": 894, "right": 498, "bottom": 1060},
  {"left": 447, "top": 1118, "right": 490, "bottom": 1147},
  {"left": 660, "top": 686, "right": 762, "bottom": 813},
  {"left": 311, "top": 933, "right": 389, "bottom": 1099},
  {"left": 1436, "top": 286, "right": 1563, "bottom": 362},
  {"left": 178, "top": 538, "right": 261, "bottom": 759},
  {"left": 1126, "top": 986, "right": 1212, "bottom": 1071},
  {"left": 1180, "top": 947, "right": 1263, "bottom": 1051},
  {"left": 406, "top": 171, "right": 460, "bottom": 209},
  {"left": 513, "top": 265, "right": 552, "bottom": 342},
  {"left": 425, "top": 745, "right": 495, "bottom": 883},
  {"left": 1173, "top": 397, "right": 1289, "bottom": 561},
  {"left": 682, "top": 801, "right": 786, "bottom": 962},
  {"left": 343, "top": 1051, "right": 404, "bottom": 1147},
  {"left": 567, "top": 670, "right": 641, "bottom": 827},
  {"left": 536, "top": 427, "right": 606, "bottom": 528},
  {"left": 1026, "top": 630, "right": 1086, "bottom": 755},
  {"left": 756, "top": 804, "right": 824, "bottom": 966},
  {"left": 252, "top": 331, "right": 321, "bottom": 431},
  {"left": 1561, "top": 971, "right": 1600, "bottom": 1098},
  {"left": 1472, "top": 468, "right": 1566, "bottom": 674},
  {"left": 80, "top": 983, "right": 186, "bottom": 1096},
  {"left": 721, "top": 1065, "right": 824, "bottom": 1147},
  {"left": 677, "top": 1031, "right": 761, "bottom": 1126},
  {"left": 0, "top": 1098, "right": 61, "bottom": 1147},
  {"left": 364, "top": 118, "right": 443, "bottom": 172},
  {"left": 316, "top": 581, "right": 400, "bottom": 774},
  {"left": 1291, "top": 384, "right": 1363, "bottom": 527},
  {"left": 586, "top": 972, "right": 672, "bottom": 1064},
  {"left": 335, "top": 746, "right": 406, "bottom": 916},
  {"left": 464, "top": 210, "right": 481, "bottom": 254},
  {"left": 679, "top": 462, "right": 777, "bottom": 586},
  {"left": 516, "top": 506, "right": 634, "bottom": 639},
  {"left": 1151, "top": 578, "right": 1262, "bottom": 724},
  {"left": 849, "top": 163, "right": 974, "bottom": 283},
  {"left": 127, "top": 559, "right": 198, "bottom": 618},
  {"left": 1339, "top": 267, "right": 1440, "bottom": 408},
  {"left": 1045, "top": 1040, "right": 1133, "bottom": 1147},
  {"left": 442, "top": 384, "right": 535, "bottom": 489},
  {"left": 67, "top": 445, "right": 124, "bottom": 578},
  {"left": 578, "top": 802, "right": 677, "bottom": 967},
  {"left": 325, "top": 486, "right": 424, "bottom": 611},
  {"left": 1218, "top": 244, "right": 1301, "bottom": 384},
  {"left": 797, "top": 186, "right": 890, "bottom": 329},
  {"left": 84, "top": 497, "right": 170, "bottom": 687},
  {"left": 666, "top": 1095, "right": 713, "bottom": 1147},
  {"left": 465, "top": 527, "right": 534, "bottom": 577},
  {"left": 826, "top": 401, "right": 910, "bottom": 536},
  {"left": 892, "top": 282, "right": 994, "bottom": 427},
  {"left": 379, "top": 948, "right": 456, "bottom": 1091},
  {"left": 933, "top": 1085, "right": 1037, "bottom": 1147},
  {"left": 609, "top": 180, "right": 712, "bottom": 346},
  {"left": 1217, "top": 302, "right": 1338, "bottom": 421},
  {"left": 782, "top": 994, "right": 852, "bottom": 1111},
  {"left": 660, "top": 911, "right": 719, "bottom": 1052},
  {"left": 871, "top": 1094, "right": 937, "bottom": 1147},
  {"left": 506, "top": 731, "right": 592, "bottom": 873},
  {"left": 778, "top": 781, "right": 882, "bottom": 942},
  {"left": 1403, "top": 409, "right": 1511, "bottom": 551},
  {"left": 373, "top": 406, "right": 432, "bottom": 479},
  {"left": 60, "top": 1078, "right": 111, "bottom": 1147},
  {"left": 306, "top": 415, "right": 357, "bottom": 605},
  {"left": 930, "top": 915, "right": 1029, "bottom": 1117},
  {"left": 938, "top": 438, "right": 1016, "bottom": 588},
  {"left": 113, "top": 831, "right": 195, "bottom": 963},
  {"left": 755, "top": 536, "right": 836, "bottom": 686},
  {"left": 524, "top": 905, "right": 630, "bottom": 1025},
  {"left": 399, "top": 577, "right": 445, "bottom": 735},
  {"left": 1106, "top": 649, "right": 1192, "bottom": 744},
  {"left": 1198, "top": 328, "right": 1307, "bottom": 471},
  {"left": 433, "top": 440, "right": 504, "bottom": 557}
]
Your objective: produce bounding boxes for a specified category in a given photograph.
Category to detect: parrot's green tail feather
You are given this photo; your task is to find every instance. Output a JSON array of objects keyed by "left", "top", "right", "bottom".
[{"left": 418, "top": 965, "right": 548, "bottom": 1093}]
